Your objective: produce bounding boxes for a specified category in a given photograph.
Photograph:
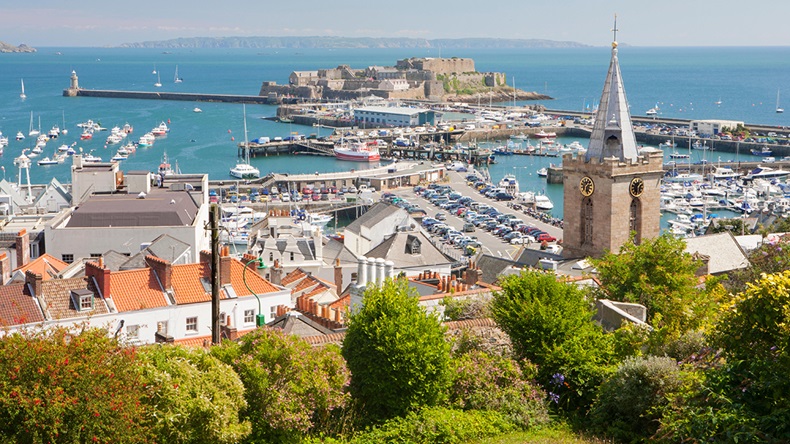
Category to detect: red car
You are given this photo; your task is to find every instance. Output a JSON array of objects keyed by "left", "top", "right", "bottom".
[
  {"left": 311, "top": 193, "right": 321, "bottom": 201},
  {"left": 302, "top": 188, "right": 313, "bottom": 195},
  {"left": 537, "top": 233, "right": 557, "bottom": 243}
]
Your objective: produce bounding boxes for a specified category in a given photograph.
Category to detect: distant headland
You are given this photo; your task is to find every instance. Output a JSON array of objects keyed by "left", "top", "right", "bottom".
[
  {"left": 118, "top": 36, "right": 588, "bottom": 49},
  {"left": 0, "top": 41, "right": 36, "bottom": 53}
]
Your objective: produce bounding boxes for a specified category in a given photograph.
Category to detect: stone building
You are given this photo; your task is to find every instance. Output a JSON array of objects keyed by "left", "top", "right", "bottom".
[{"left": 562, "top": 35, "right": 664, "bottom": 259}]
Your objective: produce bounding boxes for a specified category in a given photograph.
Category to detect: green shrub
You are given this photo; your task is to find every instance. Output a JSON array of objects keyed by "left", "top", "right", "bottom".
[
  {"left": 343, "top": 278, "right": 450, "bottom": 424},
  {"left": 491, "top": 271, "right": 615, "bottom": 415},
  {"left": 589, "top": 356, "right": 684, "bottom": 442},
  {"left": 350, "top": 407, "right": 515, "bottom": 444},
  {"left": 213, "top": 328, "right": 349, "bottom": 443},
  {"left": 448, "top": 351, "right": 549, "bottom": 429},
  {"left": 138, "top": 345, "right": 250, "bottom": 444},
  {"left": 441, "top": 295, "right": 489, "bottom": 321}
]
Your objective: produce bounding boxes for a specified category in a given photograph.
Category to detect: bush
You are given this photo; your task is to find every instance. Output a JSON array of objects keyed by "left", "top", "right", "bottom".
[
  {"left": 589, "top": 356, "right": 684, "bottom": 442},
  {"left": 138, "top": 345, "right": 250, "bottom": 444},
  {"left": 448, "top": 351, "right": 549, "bottom": 429},
  {"left": 350, "top": 407, "right": 515, "bottom": 444},
  {"left": 214, "top": 328, "right": 349, "bottom": 443},
  {"left": 491, "top": 271, "right": 615, "bottom": 415},
  {"left": 441, "top": 295, "right": 489, "bottom": 321},
  {"left": 0, "top": 327, "right": 154, "bottom": 443},
  {"left": 343, "top": 278, "right": 450, "bottom": 424}
]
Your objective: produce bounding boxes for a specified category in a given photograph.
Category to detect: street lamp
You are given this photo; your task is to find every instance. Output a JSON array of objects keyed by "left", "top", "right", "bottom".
[{"left": 243, "top": 257, "right": 268, "bottom": 327}]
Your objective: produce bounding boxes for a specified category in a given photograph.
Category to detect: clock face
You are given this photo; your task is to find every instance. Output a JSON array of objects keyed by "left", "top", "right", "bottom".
[
  {"left": 630, "top": 177, "right": 645, "bottom": 197},
  {"left": 579, "top": 176, "right": 594, "bottom": 197}
]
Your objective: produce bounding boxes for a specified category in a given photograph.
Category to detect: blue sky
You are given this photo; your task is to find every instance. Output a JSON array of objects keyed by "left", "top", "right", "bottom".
[{"left": 2, "top": 0, "right": 787, "bottom": 47}]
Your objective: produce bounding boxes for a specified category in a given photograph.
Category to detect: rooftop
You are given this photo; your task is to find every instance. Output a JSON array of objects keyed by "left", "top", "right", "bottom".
[{"left": 66, "top": 188, "right": 200, "bottom": 228}]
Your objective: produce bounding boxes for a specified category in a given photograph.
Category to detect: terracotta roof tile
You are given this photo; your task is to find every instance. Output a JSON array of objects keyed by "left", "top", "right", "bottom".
[
  {"left": 14, "top": 254, "right": 69, "bottom": 281},
  {"left": 170, "top": 259, "right": 280, "bottom": 306},
  {"left": 229, "top": 260, "right": 279, "bottom": 296},
  {"left": 173, "top": 327, "right": 257, "bottom": 347},
  {"left": 281, "top": 269, "right": 306, "bottom": 286},
  {"left": 293, "top": 275, "right": 321, "bottom": 292},
  {"left": 39, "top": 277, "right": 110, "bottom": 321},
  {"left": 0, "top": 283, "right": 44, "bottom": 326},
  {"left": 110, "top": 268, "right": 169, "bottom": 312}
]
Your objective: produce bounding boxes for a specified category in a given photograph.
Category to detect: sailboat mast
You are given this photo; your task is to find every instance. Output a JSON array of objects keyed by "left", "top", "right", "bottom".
[{"left": 243, "top": 104, "right": 249, "bottom": 164}]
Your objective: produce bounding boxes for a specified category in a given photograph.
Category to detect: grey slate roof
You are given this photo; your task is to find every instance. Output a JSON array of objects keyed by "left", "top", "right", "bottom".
[
  {"left": 365, "top": 230, "right": 451, "bottom": 268},
  {"left": 32, "top": 177, "right": 72, "bottom": 207},
  {"left": 684, "top": 231, "right": 750, "bottom": 275},
  {"left": 344, "top": 203, "right": 406, "bottom": 236},
  {"left": 267, "top": 311, "right": 335, "bottom": 338},
  {"left": 322, "top": 238, "right": 358, "bottom": 266},
  {"left": 67, "top": 189, "right": 199, "bottom": 228},
  {"left": 120, "top": 234, "right": 191, "bottom": 270}
]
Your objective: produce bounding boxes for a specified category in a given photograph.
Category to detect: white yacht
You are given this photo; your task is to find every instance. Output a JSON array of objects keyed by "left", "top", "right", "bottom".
[
  {"left": 497, "top": 174, "right": 520, "bottom": 195},
  {"left": 229, "top": 105, "right": 260, "bottom": 179}
]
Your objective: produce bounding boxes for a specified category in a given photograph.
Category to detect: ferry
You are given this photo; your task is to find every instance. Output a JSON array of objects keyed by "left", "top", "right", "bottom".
[{"left": 333, "top": 139, "right": 381, "bottom": 162}]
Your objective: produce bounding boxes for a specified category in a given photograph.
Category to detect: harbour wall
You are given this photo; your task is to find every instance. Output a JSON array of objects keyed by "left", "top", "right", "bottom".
[{"left": 64, "top": 88, "right": 274, "bottom": 104}]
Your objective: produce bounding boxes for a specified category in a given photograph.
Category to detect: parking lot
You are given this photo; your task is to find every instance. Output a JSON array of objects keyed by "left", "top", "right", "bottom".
[{"left": 385, "top": 168, "right": 564, "bottom": 261}]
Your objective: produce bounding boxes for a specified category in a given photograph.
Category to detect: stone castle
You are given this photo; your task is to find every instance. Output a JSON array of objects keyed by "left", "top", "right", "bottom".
[{"left": 259, "top": 57, "right": 506, "bottom": 102}]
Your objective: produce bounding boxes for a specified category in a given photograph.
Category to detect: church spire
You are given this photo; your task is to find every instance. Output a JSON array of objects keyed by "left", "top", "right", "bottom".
[{"left": 584, "top": 14, "right": 639, "bottom": 163}]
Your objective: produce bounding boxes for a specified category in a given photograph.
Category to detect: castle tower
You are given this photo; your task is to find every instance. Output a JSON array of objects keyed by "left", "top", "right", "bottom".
[{"left": 562, "top": 17, "right": 664, "bottom": 259}]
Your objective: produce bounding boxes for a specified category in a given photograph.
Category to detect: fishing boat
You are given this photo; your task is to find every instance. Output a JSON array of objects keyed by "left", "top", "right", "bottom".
[
  {"left": 533, "top": 129, "right": 557, "bottom": 139},
  {"left": 333, "top": 139, "right": 382, "bottom": 162},
  {"left": 229, "top": 105, "right": 261, "bottom": 179},
  {"left": 158, "top": 151, "right": 175, "bottom": 176},
  {"left": 19, "top": 79, "right": 26, "bottom": 99},
  {"left": 751, "top": 146, "right": 772, "bottom": 156},
  {"left": 151, "top": 122, "right": 169, "bottom": 136},
  {"left": 669, "top": 151, "right": 690, "bottom": 159},
  {"left": 174, "top": 65, "right": 183, "bottom": 83},
  {"left": 138, "top": 132, "right": 155, "bottom": 146},
  {"left": 80, "top": 131, "right": 93, "bottom": 140},
  {"left": 692, "top": 140, "right": 709, "bottom": 150}
]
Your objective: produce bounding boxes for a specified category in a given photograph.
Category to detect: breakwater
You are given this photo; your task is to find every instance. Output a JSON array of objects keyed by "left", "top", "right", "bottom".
[{"left": 63, "top": 88, "right": 274, "bottom": 104}]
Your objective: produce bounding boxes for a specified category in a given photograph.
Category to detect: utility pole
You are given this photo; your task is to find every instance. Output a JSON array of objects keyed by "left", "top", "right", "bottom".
[{"left": 210, "top": 204, "right": 221, "bottom": 344}]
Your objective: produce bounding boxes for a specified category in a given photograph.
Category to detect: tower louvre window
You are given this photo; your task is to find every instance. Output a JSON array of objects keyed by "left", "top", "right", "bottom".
[
  {"left": 630, "top": 199, "right": 641, "bottom": 244},
  {"left": 581, "top": 197, "right": 593, "bottom": 245}
]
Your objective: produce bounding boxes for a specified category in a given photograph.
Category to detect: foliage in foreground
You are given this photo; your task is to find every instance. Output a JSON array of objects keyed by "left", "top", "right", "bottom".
[
  {"left": 588, "top": 356, "right": 684, "bottom": 443},
  {"left": 0, "top": 327, "right": 154, "bottom": 443},
  {"left": 448, "top": 350, "right": 549, "bottom": 429},
  {"left": 138, "top": 345, "right": 250, "bottom": 444},
  {"left": 343, "top": 278, "right": 451, "bottom": 424},
  {"left": 491, "top": 271, "right": 615, "bottom": 415},
  {"left": 214, "top": 328, "right": 350, "bottom": 443}
]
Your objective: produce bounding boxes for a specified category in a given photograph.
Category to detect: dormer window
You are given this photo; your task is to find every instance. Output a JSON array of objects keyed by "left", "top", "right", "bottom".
[
  {"left": 71, "top": 289, "right": 94, "bottom": 312},
  {"left": 407, "top": 235, "right": 421, "bottom": 255}
]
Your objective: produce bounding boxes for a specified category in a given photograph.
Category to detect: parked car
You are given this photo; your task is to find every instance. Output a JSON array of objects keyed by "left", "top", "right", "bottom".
[
  {"left": 462, "top": 223, "right": 476, "bottom": 233},
  {"left": 537, "top": 233, "right": 557, "bottom": 242},
  {"left": 435, "top": 212, "right": 447, "bottom": 221},
  {"left": 495, "top": 192, "right": 514, "bottom": 201}
]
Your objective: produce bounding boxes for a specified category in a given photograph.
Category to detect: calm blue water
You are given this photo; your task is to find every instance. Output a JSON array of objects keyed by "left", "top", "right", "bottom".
[{"left": 2, "top": 46, "right": 788, "bottom": 223}]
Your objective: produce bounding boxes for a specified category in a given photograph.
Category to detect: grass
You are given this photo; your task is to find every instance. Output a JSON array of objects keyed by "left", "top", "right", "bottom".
[{"left": 466, "top": 423, "right": 610, "bottom": 444}]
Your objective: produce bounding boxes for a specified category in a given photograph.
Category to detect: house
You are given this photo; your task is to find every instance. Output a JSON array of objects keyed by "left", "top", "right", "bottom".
[
  {"left": 364, "top": 230, "right": 454, "bottom": 277},
  {"left": 343, "top": 203, "right": 413, "bottom": 257},
  {"left": 683, "top": 231, "right": 750, "bottom": 276},
  {"left": 32, "top": 178, "right": 71, "bottom": 213},
  {"left": 7, "top": 253, "right": 68, "bottom": 284}
]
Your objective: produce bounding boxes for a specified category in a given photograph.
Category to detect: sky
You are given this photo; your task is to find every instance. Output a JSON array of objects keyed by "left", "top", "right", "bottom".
[{"left": 2, "top": 0, "right": 788, "bottom": 47}]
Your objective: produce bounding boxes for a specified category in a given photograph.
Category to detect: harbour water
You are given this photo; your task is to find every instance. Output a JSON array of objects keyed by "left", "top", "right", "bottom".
[{"left": 2, "top": 46, "right": 789, "bottom": 225}]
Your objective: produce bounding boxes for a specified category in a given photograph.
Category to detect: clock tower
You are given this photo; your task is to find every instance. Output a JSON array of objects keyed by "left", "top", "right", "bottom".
[{"left": 562, "top": 17, "right": 664, "bottom": 259}]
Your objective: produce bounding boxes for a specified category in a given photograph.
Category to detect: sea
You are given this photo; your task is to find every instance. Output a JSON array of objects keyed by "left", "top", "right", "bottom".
[{"left": 3, "top": 46, "right": 790, "bottom": 225}]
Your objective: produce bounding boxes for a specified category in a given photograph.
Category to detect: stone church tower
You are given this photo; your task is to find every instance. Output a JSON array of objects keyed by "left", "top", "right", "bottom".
[{"left": 562, "top": 22, "right": 664, "bottom": 259}]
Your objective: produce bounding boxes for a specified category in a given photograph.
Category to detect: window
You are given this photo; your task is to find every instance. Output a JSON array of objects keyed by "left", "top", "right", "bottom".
[
  {"left": 61, "top": 254, "right": 74, "bottom": 264},
  {"left": 90, "top": 253, "right": 102, "bottom": 258},
  {"left": 630, "top": 199, "right": 641, "bottom": 244},
  {"left": 581, "top": 197, "right": 593, "bottom": 245},
  {"left": 126, "top": 324, "right": 139, "bottom": 339},
  {"left": 80, "top": 294, "right": 93, "bottom": 311},
  {"left": 244, "top": 309, "right": 255, "bottom": 324},
  {"left": 290, "top": 252, "right": 295, "bottom": 261},
  {"left": 269, "top": 252, "right": 274, "bottom": 262},
  {"left": 186, "top": 317, "right": 198, "bottom": 333},
  {"left": 270, "top": 306, "right": 277, "bottom": 320}
]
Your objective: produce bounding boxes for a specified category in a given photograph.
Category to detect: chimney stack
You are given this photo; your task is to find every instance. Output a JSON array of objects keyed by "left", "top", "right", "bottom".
[
  {"left": 85, "top": 260, "right": 111, "bottom": 299},
  {"left": 220, "top": 247, "right": 232, "bottom": 286},
  {"left": 375, "top": 258, "right": 385, "bottom": 284},
  {"left": 15, "top": 229, "right": 29, "bottom": 268},
  {"left": 357, "top": 256, "right": 368, "bottom": 287},
  {"left": 147, "top": 255, "right": 172, "bottom": 290},
  {"left": 384, "top": 260, "right": 394, "bottom": 280},
  {"left": 334, "top": 258, "right": 343, "bottom": 291},
  {"left": 0, "top": 253, "right": 10, "bottom": 284},
  {"left": 24, "top": 270, "right": 43, "bottom": 297},
  {"left": 270, "top": 259, "right": 283, "bottom": 286}
]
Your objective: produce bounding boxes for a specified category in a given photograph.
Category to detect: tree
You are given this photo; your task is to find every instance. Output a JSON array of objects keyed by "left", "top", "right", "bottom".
[
  {"left": 590, "top": 234, "right": 715, "bottom": 342},
  {"left": 214, "top": 328, "right": 349, "bottom": 443},
  {"left": 138, "top": 345, "right": 250, "bottom": 444},
  {"left": 0, "top": 327, "right": 154, "bottom": 443},
  {"left": 726, "top": 240, "right": 790, "bottom": 293},
  {"left": 342, "top": 278, "right": 450, "bottom": 424},
  {"left": 491, "top": 271, "right": 615, "bottom": 414}
]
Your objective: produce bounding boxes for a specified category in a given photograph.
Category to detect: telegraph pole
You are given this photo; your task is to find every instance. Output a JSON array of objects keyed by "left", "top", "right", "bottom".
[{"left": 210, "top": 204, "right": 221, "bottom": 344}]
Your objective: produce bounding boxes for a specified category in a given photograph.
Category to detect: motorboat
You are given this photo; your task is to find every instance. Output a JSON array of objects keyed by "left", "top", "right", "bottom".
[
  {"left": 138, "top": 132, "right": 155, "bottom": 146},
  {"left": 37, "top": 157, "right": 59, "bottom": 166},
  {"left": 751, "top": 146, "right": 772, "bottom": 156},
  {"left": 744, "top": 166, "right": 790, "bottom": 181},
  {"left": 533, "top": 129, "right": 557, "bottom": 139},
  {"left": 151, "top": 121, "right": 169, "bottom": 136},
  {"left": 537, "top": 167, "right": 548, "bottom": 178},
  {"left": 15, "top": 131, "right": 25, "bottom": 140},
  {"left": 193, "top": 107, "right": 202, "bottom": 113},
  {"left": 535, "top": 193, "right": 554, "bottom": 211},
  {"left": 333, "top": 139, "right": 382, "bottom": 162},
  {"left": 707, "top": 166, "right": 741, "bottom": 181},
  {"left": 645, "top": 108, "right": 658, "bottom": 116},
  {"left": 497, "top": 174, "right": 520, "bottom": 196},
  {"left": 80, "top": 131, "right": 93, "bottom": 140},
  {"left": 47, "top": 125, "right": 60, "bottom": 139}
]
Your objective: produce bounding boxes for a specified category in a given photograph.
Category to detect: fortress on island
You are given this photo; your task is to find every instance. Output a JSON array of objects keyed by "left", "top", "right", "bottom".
[{"left": 259, "top": 57, "right": 509, "bottom": 102}]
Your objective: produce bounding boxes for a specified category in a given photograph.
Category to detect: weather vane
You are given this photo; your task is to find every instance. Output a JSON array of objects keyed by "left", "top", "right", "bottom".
[{"left": 612, "top": 14, "right": 619, "bottom": 45}]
